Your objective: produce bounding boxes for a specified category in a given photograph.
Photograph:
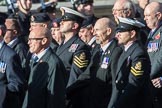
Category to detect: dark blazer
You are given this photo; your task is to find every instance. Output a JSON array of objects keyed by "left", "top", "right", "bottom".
[
  {"left": 56, "top": 35, "right": 91, "bottom": 86},
  {"left": 50, "top": 39, "right": 58, "bottom": 52},
  {"left": 9, "top": 38, "right": 28, "bottom": 66},
  {"left": 22, "top": 48, "right": 66, "bottom": 108},
  {"left": 147, "top": 22, "right": 162, "bottom": 79},
  {"left": 146, "top": 22, "right": 162, "bottom": 108},
  {"left": 0, "top": 42, "right": 25, "bottom": 108},
  {"left": 109, "top": 41, "right": 152, "bottom": 108},
  {"left": 66, "top": 39, "right": 122, "bottom": 108}
]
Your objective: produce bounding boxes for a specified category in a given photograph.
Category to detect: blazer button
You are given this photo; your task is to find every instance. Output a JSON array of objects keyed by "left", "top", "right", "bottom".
[
  {"left": 120, "top": 80, "right": 124, "bottom": 84},
  {"left": 115, "top": 80, "right": 118, "bottom": 83}
]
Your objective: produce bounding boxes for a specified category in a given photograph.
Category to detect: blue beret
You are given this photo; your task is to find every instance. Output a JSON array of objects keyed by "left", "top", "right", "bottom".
[{"left": 81, "top": 19, "right": 93, "bottom": 28}]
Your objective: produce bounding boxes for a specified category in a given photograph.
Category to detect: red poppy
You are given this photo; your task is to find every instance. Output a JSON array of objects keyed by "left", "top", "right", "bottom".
[{"left": 155, "top": 33, "right": 160, "bottom": 40}]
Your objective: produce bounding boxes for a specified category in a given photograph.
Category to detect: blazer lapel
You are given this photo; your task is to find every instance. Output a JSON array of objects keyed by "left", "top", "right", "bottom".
[
  {"left": 9, "top": 38, "right": 19, "bottom": 49},
  {"left": 116, "top": 42, "right": 138, "bottom": 76},
  {"left": 101, "top": 39, "right": 118, "bottom": 67},
  {"left": 56, "top": 36, "right": 78, "bottom": 55}
]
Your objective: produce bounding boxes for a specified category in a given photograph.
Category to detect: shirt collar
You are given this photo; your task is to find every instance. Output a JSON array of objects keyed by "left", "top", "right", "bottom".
[
  {"left": 33, "top": 47, "right": 49, "bottom": 62},
  {"left": 7, "top": 38, "right": 18, "bottom": 47},
  {"left": 0, "top": 40, "right": 4, "bottom": 49},
  {"left": 88, "top": 36, "right": 96, "bottom": 46},
  {"left": 101, "top": 40, "right": 112, "bottom": 53},
  {"left": 124, "top": 42, "right": 133, "bottom": 51}
]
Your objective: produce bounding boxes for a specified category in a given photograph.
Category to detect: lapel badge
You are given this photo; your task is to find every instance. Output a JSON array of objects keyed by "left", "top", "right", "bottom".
[
  {"left": 107, "top": 50, "right": 111, "bottom": 54},
  {"left": 39, "top": 60, "right": 43, "bottom": 63},
  {"left": 155, "top": 32, "right": 160, "bottom": 40}
]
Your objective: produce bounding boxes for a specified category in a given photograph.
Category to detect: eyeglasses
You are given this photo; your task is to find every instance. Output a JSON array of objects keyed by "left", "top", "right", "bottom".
[
  {"left": 28, "top": 37, "right": 45, "bottom": 41},
  {"left": 6, "top": 29, "right": 14, "bottom": 31}
]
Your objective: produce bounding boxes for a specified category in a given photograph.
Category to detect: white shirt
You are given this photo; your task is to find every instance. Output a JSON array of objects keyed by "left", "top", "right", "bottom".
[
  {"left": 32, "top": 47, "right": 49, "bottom": 62},
  {"left": 101, "top": 40, "right": 112, "bottom": 53}
]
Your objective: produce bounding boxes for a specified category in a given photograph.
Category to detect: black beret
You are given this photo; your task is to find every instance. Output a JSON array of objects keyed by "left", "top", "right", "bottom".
[
  {"left": 116, "top": 17, "right": 145, "bottom": 33},
  {"left": 60, "top": 7, "right": 87, "bottom": 25},
  {"left": 81, "top": 19, "right": 93, "bottom": 28},
  {"left": 31, "top": 13, "right": 51, "bottom": 23}
]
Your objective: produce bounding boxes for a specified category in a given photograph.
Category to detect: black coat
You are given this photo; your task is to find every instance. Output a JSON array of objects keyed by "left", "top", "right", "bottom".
[
  {"left": 22, "top": 48, "right": 66, "bottom": 108},
  {"left": 23, "top": 49, "right": 65, "bottom": 108},
  {"left": 56, "top": 35, "right": 91, "bottom": 86},
  {"left": 9, "top": 38, "right": 28, "bottom": 66},
  {"left": 109, "top": 41, "right": 153, "bottom": 108},
  {"left": 66, "top": 39, "right": 122, "bottom": 108}
]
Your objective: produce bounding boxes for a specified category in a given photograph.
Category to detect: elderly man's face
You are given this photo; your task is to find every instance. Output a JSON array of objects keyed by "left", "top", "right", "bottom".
[
  {"left": 28, "top": 30, "right": 45, "bottom": 54},
  {"left": 112, "top": 1, "right": 129, "bottom": 23},
  {"left": 144, "top": 6, "right": 160, "bottom": 29}
]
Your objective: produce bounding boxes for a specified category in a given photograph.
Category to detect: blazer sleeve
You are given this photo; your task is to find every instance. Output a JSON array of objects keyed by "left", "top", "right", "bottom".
[{"left": 6, "top": 53, "right": 26, "bottom": 93}]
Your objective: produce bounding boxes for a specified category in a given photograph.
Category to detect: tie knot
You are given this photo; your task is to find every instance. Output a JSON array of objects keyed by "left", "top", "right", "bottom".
[
  {"left": 32, "top": 55, "right": 38, "bottom": 62},
  {"left": 100, "top": 48, "right": 104, "bottom": 55}
]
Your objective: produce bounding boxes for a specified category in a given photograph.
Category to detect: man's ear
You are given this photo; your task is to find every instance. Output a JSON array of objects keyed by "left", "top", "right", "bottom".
[
  {"left": 41, "top": 37, "right": 48, "bottom": 45},
  {"left": 0, "top": 29, "right": 2, "bottom": 36},
  {"left": 106, "top": 27, "right": 112, "bottom": 36},
  {"left": 13, "top": 30, "right": 18, "bottom": 35},
  {"left": 72, "top": 22, "right": 79, "bottom": 30},
  {"left": 130, "top": 30, "right": 136, "bottom": 38}
]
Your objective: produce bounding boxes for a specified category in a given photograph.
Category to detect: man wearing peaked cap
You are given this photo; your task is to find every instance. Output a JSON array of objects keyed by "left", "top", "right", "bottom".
[
  {"left": 108, "top": 17, "right": 153, "bottom": 108},
  {"left": 116, "top": 17, "right": 145, "bottom": 33},
  {"left": 56, "top": 6, "right": 91, "bottom": 87},
  {"left": 60, "top": 6, "right": 87, "bottom": 26}
]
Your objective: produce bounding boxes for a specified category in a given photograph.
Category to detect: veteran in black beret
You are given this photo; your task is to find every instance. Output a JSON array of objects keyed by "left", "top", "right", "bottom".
[
  {"left": 56, "top": 7, "right": 91, "bottom": 87},
  {"left": 108, "top": 17, "right": 153, "bottom": 108},
  {"left": 29, "top": 12, "right": 58, "bottom": 52}
]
